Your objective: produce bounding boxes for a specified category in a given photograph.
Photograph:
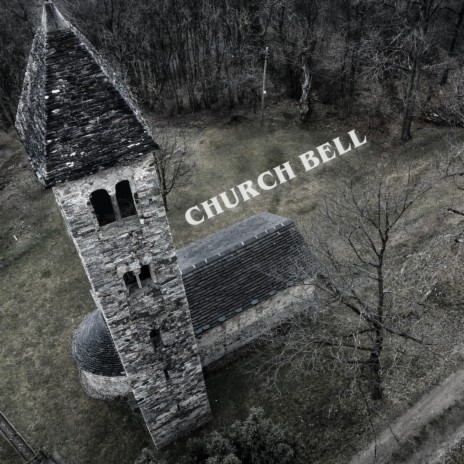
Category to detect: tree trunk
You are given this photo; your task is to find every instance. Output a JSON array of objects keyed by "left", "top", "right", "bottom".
[
  {"left": 340, "top": 2, "right": 351, "bottom": 101},
  {"left": 370, "top": 259, "right": 385, "bottom": 400},
  {"left": 155, "top": 163, "right": 169, "bottom": 211},
  {"left": 401, "top": 54, "right": 422, "bottom": 142},
  {"left": 161, "top": 172, "right": 169, "bottom": 212},
  {"left": 440, "top": 2, "right": 464, "bottom": 86},
  {"left": 401, "top": 0, "right": 437, "bottom": 141},
  {"left": 349, "top": 2, "right": 366, "bottom": 100},
  {"left": 299, "top": 51, "right": 313, "bottom": 123},
  {"left": 369, "top": 350, "right": 383, "bottom": 400}
]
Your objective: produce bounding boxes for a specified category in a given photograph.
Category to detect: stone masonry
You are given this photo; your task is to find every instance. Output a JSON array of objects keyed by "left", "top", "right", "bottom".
[
  {"left": 53, "top": 156, "right": 211, "bottom": 447},
  {"left": 16, "top": 2, "right": 211, "bottom": 449}
]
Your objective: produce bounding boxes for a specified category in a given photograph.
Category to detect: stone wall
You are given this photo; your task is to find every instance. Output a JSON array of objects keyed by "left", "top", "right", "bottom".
[
  {"left": 73, "top": 279, "right": 315, "bottom": 399},
  {"left": 197, "top": 281, "right": 314, "bottom": 367},
  {"left": 53, "top": 154, "right": 211, "bottom": 448},
  {"left": 79, "top": 370, "right": 131, "bottom": 401}
]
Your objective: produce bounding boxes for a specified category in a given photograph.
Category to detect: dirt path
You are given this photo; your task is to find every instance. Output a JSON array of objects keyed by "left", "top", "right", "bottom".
[{"left": 350, "top": 369, "right": 464, "bottom": 464}]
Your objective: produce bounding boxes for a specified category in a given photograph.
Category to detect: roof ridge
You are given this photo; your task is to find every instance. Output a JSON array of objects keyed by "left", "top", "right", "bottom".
[
  {"left": 42, "top": 1, "right": 68, "bottom": 33},
  {"left": 180, "top": 219, "right": 294, "bottom": 275}
]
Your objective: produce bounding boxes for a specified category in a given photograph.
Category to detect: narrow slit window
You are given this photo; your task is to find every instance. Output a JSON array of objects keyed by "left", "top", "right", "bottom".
[
  {"left": 123, "top": 271, "right": 138, "bottom": 293},
  {"left": 116, "top": 180, "right": 137, "bottom": 218},
  {"left": 150, "top": 327, "right": 163, "bottom": 352},
  {"left": 90, "top": 189, "right": 115, "bottom": 226}
]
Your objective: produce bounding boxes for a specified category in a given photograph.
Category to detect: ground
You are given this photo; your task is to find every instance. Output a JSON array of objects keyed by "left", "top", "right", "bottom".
[
  {"left": 351, "top": 370, "right": 464, "bottom": 463},
  {"left": 1, "top": 103, "right": 464, "bottom": 463}
]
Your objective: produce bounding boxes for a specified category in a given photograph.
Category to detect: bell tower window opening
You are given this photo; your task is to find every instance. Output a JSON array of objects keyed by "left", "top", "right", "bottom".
[
  {"left": 122, "top": 265, "right": 153, "bottom": 294},
  {"left": 123, "top": 271, "right": 139, "bottom": 293},
  {"left": 90, "top": 189, "right": 116, "bottom": 226},
  {"left": 139, "top": 265, "right": 152, "bottom": 287},
  {"left": 116, "top": 180, "right": 137, "bottom": 218}
]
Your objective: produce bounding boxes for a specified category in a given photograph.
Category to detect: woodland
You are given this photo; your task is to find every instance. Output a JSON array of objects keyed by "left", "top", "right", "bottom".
[
  {"left": 2, "top": 1, "right": 464, "bottom": 463},
  {"left": 1, "top": 0, "right": 464, "bottom": 138}
]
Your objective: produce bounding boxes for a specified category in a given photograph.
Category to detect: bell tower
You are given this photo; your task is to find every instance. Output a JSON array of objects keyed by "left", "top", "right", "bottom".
[{"left": 15, "top": 1, "right": 211, "bottom": 448}]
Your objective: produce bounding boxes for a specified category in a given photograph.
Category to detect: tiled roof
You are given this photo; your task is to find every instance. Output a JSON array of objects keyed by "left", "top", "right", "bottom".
[
  {"left": 178, "top": 212, "right": 315, "bottom": 335},
  {"left": 15, "top": 2, "right": 157, "bottom": 187},
  {"left": 178, "top": 212, "right": 294, "bottom": 272},
  {"left": 72, "top": 309, "right": 125, "bottom": 376}
]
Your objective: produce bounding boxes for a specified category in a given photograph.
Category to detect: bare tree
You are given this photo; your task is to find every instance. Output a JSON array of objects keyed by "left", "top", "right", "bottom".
[
  {"left": 298, "top": 39, "right": 317, "bottom": 123},
  {"left": 0, "top": 0, "right": 39, "bottom": 129},
  {"left": 439, "top": 0, "right": 464, "bottom": 86},
  {"left": 287, "top": 0, "right": 323, "bottom": 123},
  {"left": 357, "top": 0, "right": 451, "bottom": 141},
  {"left": 441, "top": 134, "right": 464, "bottom": 242},
  {"left": 256, "top": 162, "right": 437, "bottom": 400},
  {"left": 152, "top": 129, "right": 195, "bottom": 212},
  {"left": 399, "top": 0, "right": 443, "bottom": 141},
  {"left": 3, "top": 0, "right": 463, "bottom": 132}
]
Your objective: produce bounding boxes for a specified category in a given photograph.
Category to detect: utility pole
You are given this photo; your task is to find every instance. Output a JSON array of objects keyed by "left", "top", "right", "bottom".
[{"left": 261, "top": 47, "right": 269, "bottom": 127}]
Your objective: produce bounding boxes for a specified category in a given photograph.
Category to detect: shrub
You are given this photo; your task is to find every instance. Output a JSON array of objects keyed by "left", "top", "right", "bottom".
[{"left": 178, "top": 408, "right": 302, "bottom": 464}]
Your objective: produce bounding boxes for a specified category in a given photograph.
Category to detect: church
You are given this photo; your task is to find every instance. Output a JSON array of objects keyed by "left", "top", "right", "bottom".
[{"left": 15, "top": 1, "right": 315, "bottom": 449}]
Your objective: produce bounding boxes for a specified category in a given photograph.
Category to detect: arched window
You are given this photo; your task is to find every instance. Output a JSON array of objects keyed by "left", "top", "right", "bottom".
[
  {"left": 123, "top": 271, "right": 138, "bottom": 293},
  {"left": 90, "top": 189, "right": 116, "bottom": 226},
  {"left": 139, "top": 265, "right": 152, "bottom": 286},
  {"left": 116, "top": 180, "right": 137, "bottom": 218}
]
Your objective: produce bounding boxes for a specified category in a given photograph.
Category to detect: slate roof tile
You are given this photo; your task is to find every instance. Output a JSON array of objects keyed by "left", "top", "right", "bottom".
[
  {"left": 15, "top": 3, "right": 157, "bottom": 187},
  {"left": 72, "top": 309, "right": 125, "bottom": 376}
]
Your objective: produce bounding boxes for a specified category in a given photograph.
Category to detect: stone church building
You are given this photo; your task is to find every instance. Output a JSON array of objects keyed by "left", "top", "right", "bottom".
[{"left": 15, "top": 1, "right": 315, "bottom": 449}]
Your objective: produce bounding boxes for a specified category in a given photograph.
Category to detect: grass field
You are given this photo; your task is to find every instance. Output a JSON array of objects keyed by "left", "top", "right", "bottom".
[{"left": 1, "top": 105, "right": 464, "bottom": 463}]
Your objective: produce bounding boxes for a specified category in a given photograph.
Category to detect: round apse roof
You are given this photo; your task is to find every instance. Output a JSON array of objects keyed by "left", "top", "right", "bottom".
[{"left": 72, "top": 309, "right": 125, "bottom": 377}]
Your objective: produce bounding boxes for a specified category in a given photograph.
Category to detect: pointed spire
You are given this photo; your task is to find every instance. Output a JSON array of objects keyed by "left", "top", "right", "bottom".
[
  {"left": 16, "top": 2, "right": 158, "bottom": 187},
  {"left": 42, "top": 1, "right": 69, "bottom": 33}
]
